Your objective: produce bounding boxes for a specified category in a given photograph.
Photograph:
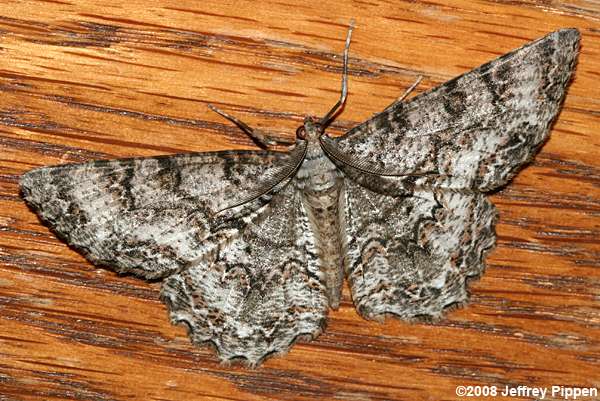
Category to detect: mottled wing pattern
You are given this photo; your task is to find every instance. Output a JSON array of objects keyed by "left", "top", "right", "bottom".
[
  {"left": 338, "top": 29, "right": 579, "bottom": 320},
  {"left": 161, "top": 183, "right": 328, "bottom": 364},
  {"left": 22, "top": 144, "right": 327, "bottom": 363},
  {"left": 20, "top": 148, "right": 303, "bottom": 279},
  {"left": 343, "top": 180, "right": 497, "bottom": 320},
  {"left": 332, "top": 29, "right": 580, "bottom": 192}
]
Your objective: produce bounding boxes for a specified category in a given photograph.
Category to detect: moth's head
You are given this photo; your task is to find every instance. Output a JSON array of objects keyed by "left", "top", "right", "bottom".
[{"left": 296, "top": 116, "right": 324, "bottom": 141}]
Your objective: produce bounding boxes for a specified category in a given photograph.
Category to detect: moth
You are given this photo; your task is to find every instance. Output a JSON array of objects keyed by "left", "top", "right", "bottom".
[{"left": 20, "top": 25, "right": 580, "bottom": 365}]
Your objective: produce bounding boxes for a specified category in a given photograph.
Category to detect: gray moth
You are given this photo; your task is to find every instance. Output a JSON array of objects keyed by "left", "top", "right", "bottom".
[{"left": 20, "top": 25, "right": 580, "bottom": 366}]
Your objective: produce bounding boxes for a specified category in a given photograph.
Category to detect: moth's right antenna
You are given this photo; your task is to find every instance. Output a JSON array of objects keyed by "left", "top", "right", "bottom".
[{"left": 319, "top": 20, "right": 354, "bottom": 129}]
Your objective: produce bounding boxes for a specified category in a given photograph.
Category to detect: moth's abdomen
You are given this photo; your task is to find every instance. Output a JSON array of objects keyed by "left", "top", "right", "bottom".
[{"left": 300, "top": 182, "right": 346, "bottom": 309}]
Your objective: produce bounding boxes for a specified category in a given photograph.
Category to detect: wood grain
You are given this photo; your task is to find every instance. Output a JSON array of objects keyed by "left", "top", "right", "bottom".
[{"left": 0, "top": 1, "right": 598, "bottom": 400}]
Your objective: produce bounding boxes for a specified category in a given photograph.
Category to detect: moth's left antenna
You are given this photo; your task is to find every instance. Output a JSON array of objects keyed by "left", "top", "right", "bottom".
[{"left": 319, "top": 20, "right": 354, "bottom": 129}]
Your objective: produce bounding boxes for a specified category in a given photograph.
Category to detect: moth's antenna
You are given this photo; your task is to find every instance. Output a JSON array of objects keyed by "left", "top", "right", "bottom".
[{"left": 319, "top": 20, "right": 354, "bottom": 129}]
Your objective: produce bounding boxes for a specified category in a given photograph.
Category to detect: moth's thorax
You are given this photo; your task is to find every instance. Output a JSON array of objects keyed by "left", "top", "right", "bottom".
[{"left": 295, "top": 120, "right": 342, "bottom": 193}]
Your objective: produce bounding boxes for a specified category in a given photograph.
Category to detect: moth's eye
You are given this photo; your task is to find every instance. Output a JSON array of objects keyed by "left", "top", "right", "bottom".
[{"left": 296, "top": 126, "right": 306, "bottom": 140}]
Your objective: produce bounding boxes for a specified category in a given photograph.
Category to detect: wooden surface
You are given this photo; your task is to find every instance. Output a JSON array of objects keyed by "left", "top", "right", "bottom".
[{"left": 0, "top": 1, "right": 599, "bottom": 400}]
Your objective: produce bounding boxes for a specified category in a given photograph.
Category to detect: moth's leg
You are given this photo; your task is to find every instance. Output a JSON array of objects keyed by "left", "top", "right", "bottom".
[
  {"left": 397, "top": 75, "right": 423, "bottom": 102},
  {"left": 208, "top": 104, "right": 293, "bottom": 148},
  {"left": 381, "top": 75, "right": 423, "bottom": 112},
  {"left": 319, "top": 20, "right": 354, "bottom": 128}
]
